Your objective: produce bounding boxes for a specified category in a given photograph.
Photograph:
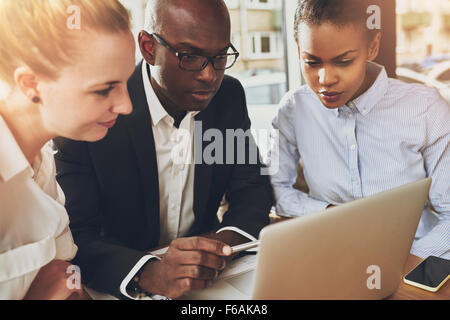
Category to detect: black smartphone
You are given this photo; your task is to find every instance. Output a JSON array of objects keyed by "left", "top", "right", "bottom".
[{"left": 403, "top": 256, "right": 450, "bottom": 292}]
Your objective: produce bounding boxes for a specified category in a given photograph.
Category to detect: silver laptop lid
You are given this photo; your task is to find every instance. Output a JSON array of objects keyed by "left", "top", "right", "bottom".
[{"left": 253, "top": 178, "right": 432, "bottom": 300}]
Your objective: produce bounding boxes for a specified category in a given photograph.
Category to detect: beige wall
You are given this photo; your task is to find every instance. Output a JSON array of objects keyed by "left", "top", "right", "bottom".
[
  {"left": 229, "top": 10, "right": 241, "bottom": 31},
  {"left": 247, "top": 11, "right": 275, "bottom": 32}
]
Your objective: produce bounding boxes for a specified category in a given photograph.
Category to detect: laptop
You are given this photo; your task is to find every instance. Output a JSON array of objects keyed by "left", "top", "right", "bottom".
[{"left": 182, "top": 178, "right": 432, "bottom": 300}]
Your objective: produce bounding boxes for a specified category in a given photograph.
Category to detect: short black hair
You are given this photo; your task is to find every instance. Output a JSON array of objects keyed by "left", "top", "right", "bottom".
[{"left": 294, "top": 0, "right": 380, "bottom": 43}]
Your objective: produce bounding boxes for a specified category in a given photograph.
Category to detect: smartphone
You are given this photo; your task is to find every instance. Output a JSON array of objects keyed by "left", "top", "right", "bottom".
[{"left": 403, "top": 256, "right": 450, "bottom": 292}]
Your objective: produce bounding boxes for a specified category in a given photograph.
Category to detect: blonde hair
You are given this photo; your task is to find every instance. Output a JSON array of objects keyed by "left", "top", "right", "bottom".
[{"left": 0, "top": 0, "right": 131, "bottom": 88}]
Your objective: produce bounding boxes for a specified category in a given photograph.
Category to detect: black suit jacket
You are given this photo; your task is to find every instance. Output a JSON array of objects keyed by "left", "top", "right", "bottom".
[{"left": 54, "top": 61, "right": 273, "bottom": 298}]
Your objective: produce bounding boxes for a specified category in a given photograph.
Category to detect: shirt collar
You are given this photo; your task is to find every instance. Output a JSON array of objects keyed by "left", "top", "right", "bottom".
[
  {"left": 0, "top": 114, "right": 31, "bottom": 182},
  {"left": 142, "top": 62, "right": 170, "bottom": 127},
  {"left": 141, "top": 62, "right": 199, "bottom": 127},
  {"left": 350, "top": 63, "right": 388, "bottom": 116},
  {"left": 328, "top": 62, "right": 388, "bottom": 117}
]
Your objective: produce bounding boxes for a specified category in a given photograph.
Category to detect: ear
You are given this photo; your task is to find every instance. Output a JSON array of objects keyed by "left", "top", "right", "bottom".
[
  {"left": 13, "top": 66, "right": 40, "bottom": 102},
  {"left": 367, "top": 32, "right": 381, "bottom": 61},
  {"left": 138, "top": 31, "right": 157, "bottom": 66}
]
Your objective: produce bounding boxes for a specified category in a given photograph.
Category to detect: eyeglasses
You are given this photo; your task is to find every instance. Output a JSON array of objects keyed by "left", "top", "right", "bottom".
[{"left": 148, "top": 32, "right": 240, "bottom": 72}]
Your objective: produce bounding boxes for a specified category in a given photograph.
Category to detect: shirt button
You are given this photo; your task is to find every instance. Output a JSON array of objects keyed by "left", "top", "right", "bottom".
[{"left": 350, "top": 144, "right": 357, "bottom": 151}]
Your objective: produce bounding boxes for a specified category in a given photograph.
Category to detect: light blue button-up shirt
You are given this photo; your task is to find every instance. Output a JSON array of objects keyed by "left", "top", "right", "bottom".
[{"left": 270, "top": 66, "right": 450, "bottom": 259}]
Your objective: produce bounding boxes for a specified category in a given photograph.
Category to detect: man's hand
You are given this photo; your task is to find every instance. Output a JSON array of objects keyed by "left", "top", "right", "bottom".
[
  {"left": 205, "top": 230, "right": 253, "bottom": 264},
  {"left": 204, "top": 230, "right": 250, "bottom": 248},
  {"left": 139, "top": 237, "right": 232, "bottom": 299},
  {"left": 24, "top": 260, "right": 83, "bottom": 300}
]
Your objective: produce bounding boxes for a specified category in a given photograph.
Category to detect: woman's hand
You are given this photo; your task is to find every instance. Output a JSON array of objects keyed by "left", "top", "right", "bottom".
[{"left": 24, "top": 260, "right": 83, "bottom": 300}]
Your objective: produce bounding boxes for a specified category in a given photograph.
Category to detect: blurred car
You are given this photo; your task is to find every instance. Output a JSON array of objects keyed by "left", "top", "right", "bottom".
[
  {"left": 421, "top": 54, "right": 450, "bottom": 69},
  {"left": 398, "top": 62, "right": 424, "bottom": 73},
  {"left": 396, "top": 67, "right": 450, "bottom": 102},
  {"left": 427, "top": 61, "right": 450, "bottom": 85}
]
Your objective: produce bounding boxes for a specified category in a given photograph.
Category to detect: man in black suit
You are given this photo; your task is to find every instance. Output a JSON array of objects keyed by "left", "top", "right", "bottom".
[{"left": 54, "top": 0, "right": 272, "bottom": 299}]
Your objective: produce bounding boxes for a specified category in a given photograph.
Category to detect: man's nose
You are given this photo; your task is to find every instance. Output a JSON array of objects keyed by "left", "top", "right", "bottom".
[{"left": 194, "top": 60, "right": 217, "bottom": 83}]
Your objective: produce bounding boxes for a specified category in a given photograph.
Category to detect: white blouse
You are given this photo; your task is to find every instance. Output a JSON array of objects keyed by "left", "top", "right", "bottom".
[{"left": 0, "top": 115, "right": 78, "bottom": 300}]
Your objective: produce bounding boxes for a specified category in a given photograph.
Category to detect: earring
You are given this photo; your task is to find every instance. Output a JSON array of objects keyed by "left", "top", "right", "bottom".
[{"left": 32, "top": 96, "right": 40, "bottom": 104}]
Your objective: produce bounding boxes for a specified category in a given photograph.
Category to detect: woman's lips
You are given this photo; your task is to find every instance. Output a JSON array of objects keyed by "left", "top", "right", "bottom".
[
  {"left": 98, "top": 119, "right": 117, "bottom": 128},
  {"left": 319, "top": 91, "right": 343, "bottom": 103}
]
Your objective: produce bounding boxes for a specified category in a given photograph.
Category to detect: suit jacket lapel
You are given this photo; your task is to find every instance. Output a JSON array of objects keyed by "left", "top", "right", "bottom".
[
  {"left": 193, "top": 109, "right": 214, "bottom": 227},
  {"left": 125, "top": 61, "right": 160, "bottom": 247}
]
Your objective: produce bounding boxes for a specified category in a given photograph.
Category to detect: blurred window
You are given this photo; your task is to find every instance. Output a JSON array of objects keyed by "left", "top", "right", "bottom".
[
  {"left": 247, "top": 0, "right": 276, "bottom": 10},
  {"left": 248, "top": 32, "right": 283, "bottom": 59}
]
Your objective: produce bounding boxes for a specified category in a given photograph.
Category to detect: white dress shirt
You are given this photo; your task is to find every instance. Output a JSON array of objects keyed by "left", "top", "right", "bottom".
[
  {"left": 0, "top": 115, "right": 78, "bottom": 300},
  {"left": 119, "top": 63, "right": 255, "bottom": 299},
  {"left": 144, "top": 66, "right": 199, "bottom": 247},
  {"left": 270, "top": 64, "right": 450, "bottom": 259}
]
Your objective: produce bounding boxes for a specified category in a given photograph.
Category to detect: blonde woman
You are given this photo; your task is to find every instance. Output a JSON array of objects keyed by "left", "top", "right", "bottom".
[{"left": 0, "top": 0, "right": 135, "bottom": 299}]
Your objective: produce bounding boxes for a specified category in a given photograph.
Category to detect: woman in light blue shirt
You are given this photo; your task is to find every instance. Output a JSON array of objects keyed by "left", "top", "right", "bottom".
[{"left": 270, "top": 0, "right": 449, "bottom": 259}]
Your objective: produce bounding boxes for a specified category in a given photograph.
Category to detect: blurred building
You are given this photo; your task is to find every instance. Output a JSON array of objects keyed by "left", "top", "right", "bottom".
[
  {"left": 224, "top": 0, "right": 285, "bottom": 75},
  {"left": 397, "top": 0, "right": 450, "bottom": 64}
]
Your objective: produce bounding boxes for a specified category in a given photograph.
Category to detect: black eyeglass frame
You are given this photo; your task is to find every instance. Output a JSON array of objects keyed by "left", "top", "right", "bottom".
[{"left": 147, "top": 32, "right": 240, "bottom": 71}]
